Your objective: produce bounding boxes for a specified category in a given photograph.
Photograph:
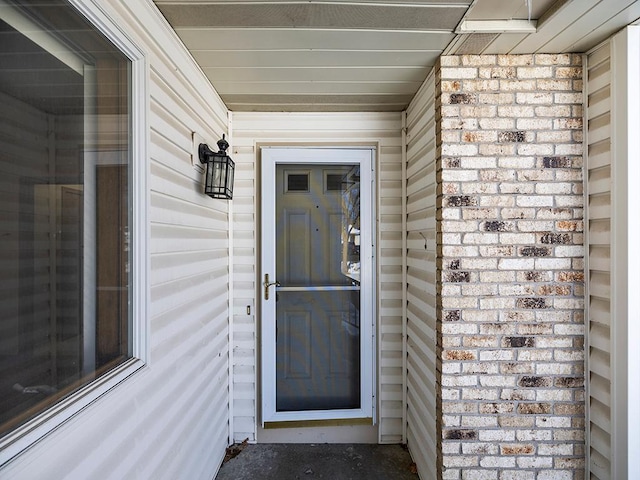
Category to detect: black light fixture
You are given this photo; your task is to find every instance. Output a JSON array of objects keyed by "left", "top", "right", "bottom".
[{"left": 198, "top": 134, "right": 235, "bottom": 200}]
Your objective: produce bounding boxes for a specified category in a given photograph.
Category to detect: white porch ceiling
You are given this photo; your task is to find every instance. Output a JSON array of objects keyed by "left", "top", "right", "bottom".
[{"left": 154, "top": 0, "right": 640, "bottom": 112}]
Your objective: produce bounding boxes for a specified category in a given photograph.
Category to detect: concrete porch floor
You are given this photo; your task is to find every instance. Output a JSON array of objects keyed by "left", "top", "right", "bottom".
[{"left": 215, "top": 444, "right": 420, "bottom": 480}]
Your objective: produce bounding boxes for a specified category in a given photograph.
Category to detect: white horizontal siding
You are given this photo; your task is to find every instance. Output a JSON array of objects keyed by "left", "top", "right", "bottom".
[
  {"left": 586, "top": 25, "right": 640, "bottom": 480},
  {"left": 404, "top": 71, "right": 438, "bottom": 480},
  {"left": 230, "top": 111, "right": 403, "bottom": 444},
  {"left": 1, "top": 1, "right": 231, "bottom": 479},
  {"left": 586, "top": 39, "right": 613, "bottom": 480}
]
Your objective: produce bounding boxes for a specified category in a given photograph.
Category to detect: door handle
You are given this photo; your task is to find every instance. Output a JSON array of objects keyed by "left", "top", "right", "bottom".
[{"left": 263, "top": 273, "right": 280, "bottom": 300}]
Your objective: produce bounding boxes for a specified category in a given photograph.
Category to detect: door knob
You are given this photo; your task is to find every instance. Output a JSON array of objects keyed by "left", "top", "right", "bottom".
[{"left": 263, "top": 273, "right": 280, "bottom": 300}]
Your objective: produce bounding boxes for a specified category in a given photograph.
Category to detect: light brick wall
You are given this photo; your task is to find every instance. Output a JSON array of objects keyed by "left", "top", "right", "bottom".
[{"left": 435, "top": 54, "right": 585, "bottom": 480}]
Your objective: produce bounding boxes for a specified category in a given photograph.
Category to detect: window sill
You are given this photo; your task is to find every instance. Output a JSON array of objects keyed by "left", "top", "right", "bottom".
[{"left": 0, "top": 357, "right": 147, "bottom": 467}]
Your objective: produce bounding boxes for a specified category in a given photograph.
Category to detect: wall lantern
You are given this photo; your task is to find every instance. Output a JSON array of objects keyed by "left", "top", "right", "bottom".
[{"left": 198, "top": 134, "right": 235, "bottom": 200}]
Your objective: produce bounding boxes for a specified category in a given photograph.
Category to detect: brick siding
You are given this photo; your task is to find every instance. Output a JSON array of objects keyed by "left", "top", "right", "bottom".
[{"left": 435, "top": 54, "right": 585, "bottom": 480}]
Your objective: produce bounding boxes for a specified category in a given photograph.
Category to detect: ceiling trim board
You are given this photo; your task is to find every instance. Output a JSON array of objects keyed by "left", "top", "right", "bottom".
[
  {"left": 456, "top": 19, "right": 537, "bottom": 34},
  {"left": 226, "top": 105, "right": 408, "bottom": 112},
  {"left": 155, "top": 0, "right": 472, "bottom": 6},
  {"left": 188, "top": 48, "right": 444, "bottom": 53},
  {"left": 214, "top": 81, "right": 423, "bottom": 95},
  {"left": 203, "top": 67, "right": 429, "bottom": 82},
  {"left": 157, "top": 3, "right": 469, "bottom": 30},
  {"left": 191, "top": 50, "right": 441, "bottom": 67},
  {"left": 221, "top": 93, "right": 414, "bottom": 104},
  {"left": 174, "top": 28, "right": 455, "bottom": 51}
]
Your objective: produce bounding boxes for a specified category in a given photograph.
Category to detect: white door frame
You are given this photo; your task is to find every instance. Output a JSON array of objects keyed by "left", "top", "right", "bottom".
[{"left": 260, "top": 146, "right": 376, "bottom": 424}]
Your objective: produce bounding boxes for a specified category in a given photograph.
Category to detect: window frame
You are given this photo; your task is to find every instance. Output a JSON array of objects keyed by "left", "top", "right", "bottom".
[{"left": 0, "top": 0, "right": 149, "bottom": 464}]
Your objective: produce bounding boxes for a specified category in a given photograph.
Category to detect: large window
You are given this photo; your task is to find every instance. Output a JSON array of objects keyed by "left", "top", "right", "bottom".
[{"left": 0, "top": 0, "right": 145, "bottom": 453}]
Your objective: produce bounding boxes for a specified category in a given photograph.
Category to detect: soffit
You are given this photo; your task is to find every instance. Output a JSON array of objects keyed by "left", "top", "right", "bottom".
[
  {"left": 458, "top": 0, "right": 640, "bottom": 55},
  {"left": 154, "top": 0, "right": 469, "bottom": 112},
  {"left": 153, "top": 0, "right": 640, "bottom": 112}
]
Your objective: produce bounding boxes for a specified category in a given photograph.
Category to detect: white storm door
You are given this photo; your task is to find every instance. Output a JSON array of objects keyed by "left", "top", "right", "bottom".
[{"left": 261, "top": 147, "right": 375, "bottom": 424}]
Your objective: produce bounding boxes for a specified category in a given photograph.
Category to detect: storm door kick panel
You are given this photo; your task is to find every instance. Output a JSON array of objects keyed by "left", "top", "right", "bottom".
[{"left": 261, "top": 148, "right": 375, "bottom": 424}]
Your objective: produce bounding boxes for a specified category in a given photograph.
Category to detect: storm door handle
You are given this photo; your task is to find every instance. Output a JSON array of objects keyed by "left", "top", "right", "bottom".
[{"left": 263, "top": 273, "right": 280, "bottom": 300}]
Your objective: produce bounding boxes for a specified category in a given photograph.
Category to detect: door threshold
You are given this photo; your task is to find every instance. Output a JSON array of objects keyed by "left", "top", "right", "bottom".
[
  {"left": 264, "top": 417, "right": 373, "bottom": 429},
  {"left": 258, "top": 422, "right": 378, "bottom": 444}
]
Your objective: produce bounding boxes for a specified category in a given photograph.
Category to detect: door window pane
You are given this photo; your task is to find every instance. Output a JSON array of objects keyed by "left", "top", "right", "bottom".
[{"left": 0, "top": 0, "right": 131, "bottom": 436}]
